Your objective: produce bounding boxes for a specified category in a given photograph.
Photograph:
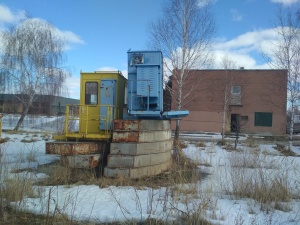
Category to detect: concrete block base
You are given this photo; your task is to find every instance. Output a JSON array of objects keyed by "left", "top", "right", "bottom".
[
  {"left": 46, "top": 142, "right": 108, "bottom": 155},
  {"left": 112, "top": 130, "right": 171, "bottom": 143},
  {"left": 105, "top": 119, "right": 173, "bottom": 179},
  {"left": 110, "top": 139, "right": 173, "bottom": 155},
  {"left": 114, "top": 120, "right": 170, "bottom": 131},
  {"left": 62, "top": 154, "right": 102, "bottom": 169},
  {"left": 107, "top": 150, "right": 171, "bottom": 168},
  {"left": 104, "top": 160, "right": 171, "bottom": 179}
]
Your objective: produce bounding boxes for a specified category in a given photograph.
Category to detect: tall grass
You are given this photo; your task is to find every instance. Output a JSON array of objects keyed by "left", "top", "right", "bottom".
[{"left": 225, "top": 149, "right": 292, "bottom": 209}]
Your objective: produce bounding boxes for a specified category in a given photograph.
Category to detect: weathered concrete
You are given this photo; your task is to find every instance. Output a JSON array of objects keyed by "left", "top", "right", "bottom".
[
  {"left": 110, "top": 139, "right": 173, "bottom": 155},
  {"left": 104, "top": 160, "right": 171, "bottom": 179},
  {"left": 105, "top": 119, "right": 174, "bottom": 178},
  {"left": 46, "top": 142, "right": 107, "bottom": 155},
  {"left": 65, "top": 154, "right": 102, "bottom": 168},
  {"left": 112, "top": 130, "right": 171, "bottom": 143},
  {"left": 114, "top": 120, "right": 170, "bottom": 131},
  {"left": 107, "top": 150, "right": 171, "bottom": 168}
]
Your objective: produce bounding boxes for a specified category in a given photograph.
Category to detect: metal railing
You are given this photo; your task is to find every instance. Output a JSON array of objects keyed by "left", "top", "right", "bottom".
[{"left": 63, "top": 104, "right": 118, "bottom": 138}]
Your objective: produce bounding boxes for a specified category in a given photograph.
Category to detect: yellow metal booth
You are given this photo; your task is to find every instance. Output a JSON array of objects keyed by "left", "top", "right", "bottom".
[{"left": 54, "top": 71, "right": 127, "bottom": 141}]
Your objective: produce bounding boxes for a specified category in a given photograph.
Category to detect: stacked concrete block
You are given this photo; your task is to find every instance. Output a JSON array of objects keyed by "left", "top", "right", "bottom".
[
  {"left": 46, "top": 141, "right": 109, "bottom": 169},
  {"left": 104, "top": 120, "right": 173, "bottom": 179}
]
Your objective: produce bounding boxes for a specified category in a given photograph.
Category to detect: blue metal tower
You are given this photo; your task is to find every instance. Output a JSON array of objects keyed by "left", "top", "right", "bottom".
[{"left": 127, "top": 50, "right": 188, "bottom": 119}]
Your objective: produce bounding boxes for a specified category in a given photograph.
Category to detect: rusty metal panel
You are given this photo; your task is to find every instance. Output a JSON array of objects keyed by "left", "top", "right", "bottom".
[
  {"left": 66, "top": 154, "right": 101, "bottom": 168},
  {"left": 46, "top": 142, "right": 108, "bottom": 155},
  {"left": 112, "top": 130, "right": 171, "bottom": 143}
]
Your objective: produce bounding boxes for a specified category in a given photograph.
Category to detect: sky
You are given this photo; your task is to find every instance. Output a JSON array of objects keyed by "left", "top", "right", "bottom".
[{"left": 0, "top": 0, "right": 299, "bottom": 99}]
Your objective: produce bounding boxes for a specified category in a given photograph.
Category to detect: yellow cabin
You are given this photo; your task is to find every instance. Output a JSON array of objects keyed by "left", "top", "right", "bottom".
[{"left": 54, "top": 71, "right": 127, "bottom": 141}]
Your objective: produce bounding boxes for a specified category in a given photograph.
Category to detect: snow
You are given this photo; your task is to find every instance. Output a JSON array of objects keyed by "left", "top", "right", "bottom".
[{"left": 1, "top": 114, "right": 300, "bottom": 224}]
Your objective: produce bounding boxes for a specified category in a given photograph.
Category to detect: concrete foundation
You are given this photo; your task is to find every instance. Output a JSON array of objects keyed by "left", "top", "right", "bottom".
[
  {"left": 110, "top": 139, "right": 173, "bottom": 155},
  {"left": 46, "top": 142, "right": 107, "bottom": 155},
  {"left": 105, "top": 119, "right": 173, "bottom": 178},
  {"left": 65, "top": 154, "right": 102, "bottom": 169},
  {"left": 107, "top": 150, "right": 171, "bottom": 168},
  {"left": 104, "top": 160, "right": 171, "bottom": 179},
  {"left": 46, "top": 119, "right": 173, "bottom": 175},
  {"left": 114, "top": 120, "right": 170, "bottom": 131},
  {"left": 112, "top": 130, "right": 171, "bottom": 143},
  {"left": 46, "top": 142, "right": 109, "bottom": 169}
]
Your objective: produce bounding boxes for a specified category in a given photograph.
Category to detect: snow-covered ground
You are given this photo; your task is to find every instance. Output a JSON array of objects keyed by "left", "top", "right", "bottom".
[{"left": 1, "top": 114, "right": 300, "bottom": 224}]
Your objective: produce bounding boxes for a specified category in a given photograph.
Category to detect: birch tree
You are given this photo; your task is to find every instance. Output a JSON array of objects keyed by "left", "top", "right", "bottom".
[
  {"left": 148, "top": 0, "right": 216, "bottom": 142},
  {"left": 219, "top": 56, "right": 238, "bottom": 140},
  {"left": 265, "top": 5, "right": 300, "bottom": 150},
  {"left": 0, "top": 18, "right": 69, "bottom": 130}
]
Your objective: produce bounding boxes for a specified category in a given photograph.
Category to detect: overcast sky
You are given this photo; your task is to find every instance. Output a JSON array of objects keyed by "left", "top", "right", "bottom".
[{"left": 0, "top": 0, "right": 299, "bottom": 99}]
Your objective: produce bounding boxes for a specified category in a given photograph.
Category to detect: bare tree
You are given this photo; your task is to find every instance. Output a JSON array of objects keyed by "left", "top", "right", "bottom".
[
  {"left": 265, "top": 5, "right": 300, "bottom": 150},
  {"left": 148, "top": 0, "right": 216, "bottom": 142},
  {"left": 0, "top": 18, "right": 69, "bottom": 130},
  {"left": 219, "top": 56, "right": 238, "bottom": 140}
]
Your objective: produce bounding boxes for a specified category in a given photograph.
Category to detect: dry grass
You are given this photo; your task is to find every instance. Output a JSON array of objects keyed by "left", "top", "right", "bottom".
[
  {"left": 0, "top": 137, "right": 10, "bottom": 144},
  {"left": 226, "top": 150, "right": 292, "bottom": 208},
  {"left": 275, "top": 143, "right": 296, "bottom": 156},
  {"left": 217, "top": 139, "right": 226, "bottom": 146},
  {"left": 245, "top": 135, "right": 258, "bottom": 148},
  {"left": 39, "top": 155, "right": 204, "bottom": 190},
  {"left": 196, "top": 142, "right": 206, "bottom": 148},
  {"left": 21, "top": 138, "right": 38, "bottom": 143},
  {"left": 1, "top": 175, "right": 37, "bottom": 202}
]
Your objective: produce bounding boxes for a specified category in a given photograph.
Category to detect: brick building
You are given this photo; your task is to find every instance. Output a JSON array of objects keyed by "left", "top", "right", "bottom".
[
  {"left": 171, "top": 69, "right": 287, "bottom": 135},
  {"left": 0, "top": 94, "right": 79, "bottom": 116}
]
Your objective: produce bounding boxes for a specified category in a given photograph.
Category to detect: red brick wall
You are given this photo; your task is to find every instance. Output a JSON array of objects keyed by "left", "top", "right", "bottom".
[{"left": 171, "top": 69, "right": 287, "bottom": 135}]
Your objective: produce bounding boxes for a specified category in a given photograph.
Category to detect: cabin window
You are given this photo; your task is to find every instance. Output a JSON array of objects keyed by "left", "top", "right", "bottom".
[
  {"left": 254, "top": 112, "right": 273, "bottom": 127},
  {"left": 85, "top": 82, "right": 98, "bottom": 105}
]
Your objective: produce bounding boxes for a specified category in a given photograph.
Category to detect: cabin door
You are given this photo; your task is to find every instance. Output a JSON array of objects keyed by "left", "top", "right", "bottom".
[{"left": 99, "top": 79, "right": 116, "bottom": 130}]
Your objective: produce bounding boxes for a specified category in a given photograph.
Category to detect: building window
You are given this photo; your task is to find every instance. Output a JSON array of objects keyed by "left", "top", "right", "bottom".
[
  {"left": 254, "top": 112, "right": 273, "bottom": 127},
  {"left": 231, "top": 85, "right": 241, "bottom": 94},
  {"left": 85, "top": 82, "right": 98, "bottom": 105},
  {"left": 230, "top": 85, "right": 241, "bottom": 105}
]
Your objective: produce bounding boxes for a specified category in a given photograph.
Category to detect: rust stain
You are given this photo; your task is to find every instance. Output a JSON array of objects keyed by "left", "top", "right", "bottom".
[
  {"left": 89, "top": 155, "right": 100, "bottom": 168},
  {"left": 113, "top": 120, "right": 140, "bottom": 131},
  {"left": 45, "top": 142, "right": 105, "bottom": 155},
  {"left": 112, "top": 131, "right": 139, "bottom": 142},
  {"left": 65, "top": 154, "right": 101, "bottom": 168}
]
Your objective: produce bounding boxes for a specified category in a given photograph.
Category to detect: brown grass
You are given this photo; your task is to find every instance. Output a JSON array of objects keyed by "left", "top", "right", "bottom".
[
  {"left": 38, "top": 153, "right": 203, "bottom": 189},
  {"left": 0, "top": 137, "right": 10, "bottom": 143},
  {"left": 227, "top": 151, "right": 292, "bottom": 207},
  {"left": 275, "top": 143, "right": 296, "bottom": 156}
]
